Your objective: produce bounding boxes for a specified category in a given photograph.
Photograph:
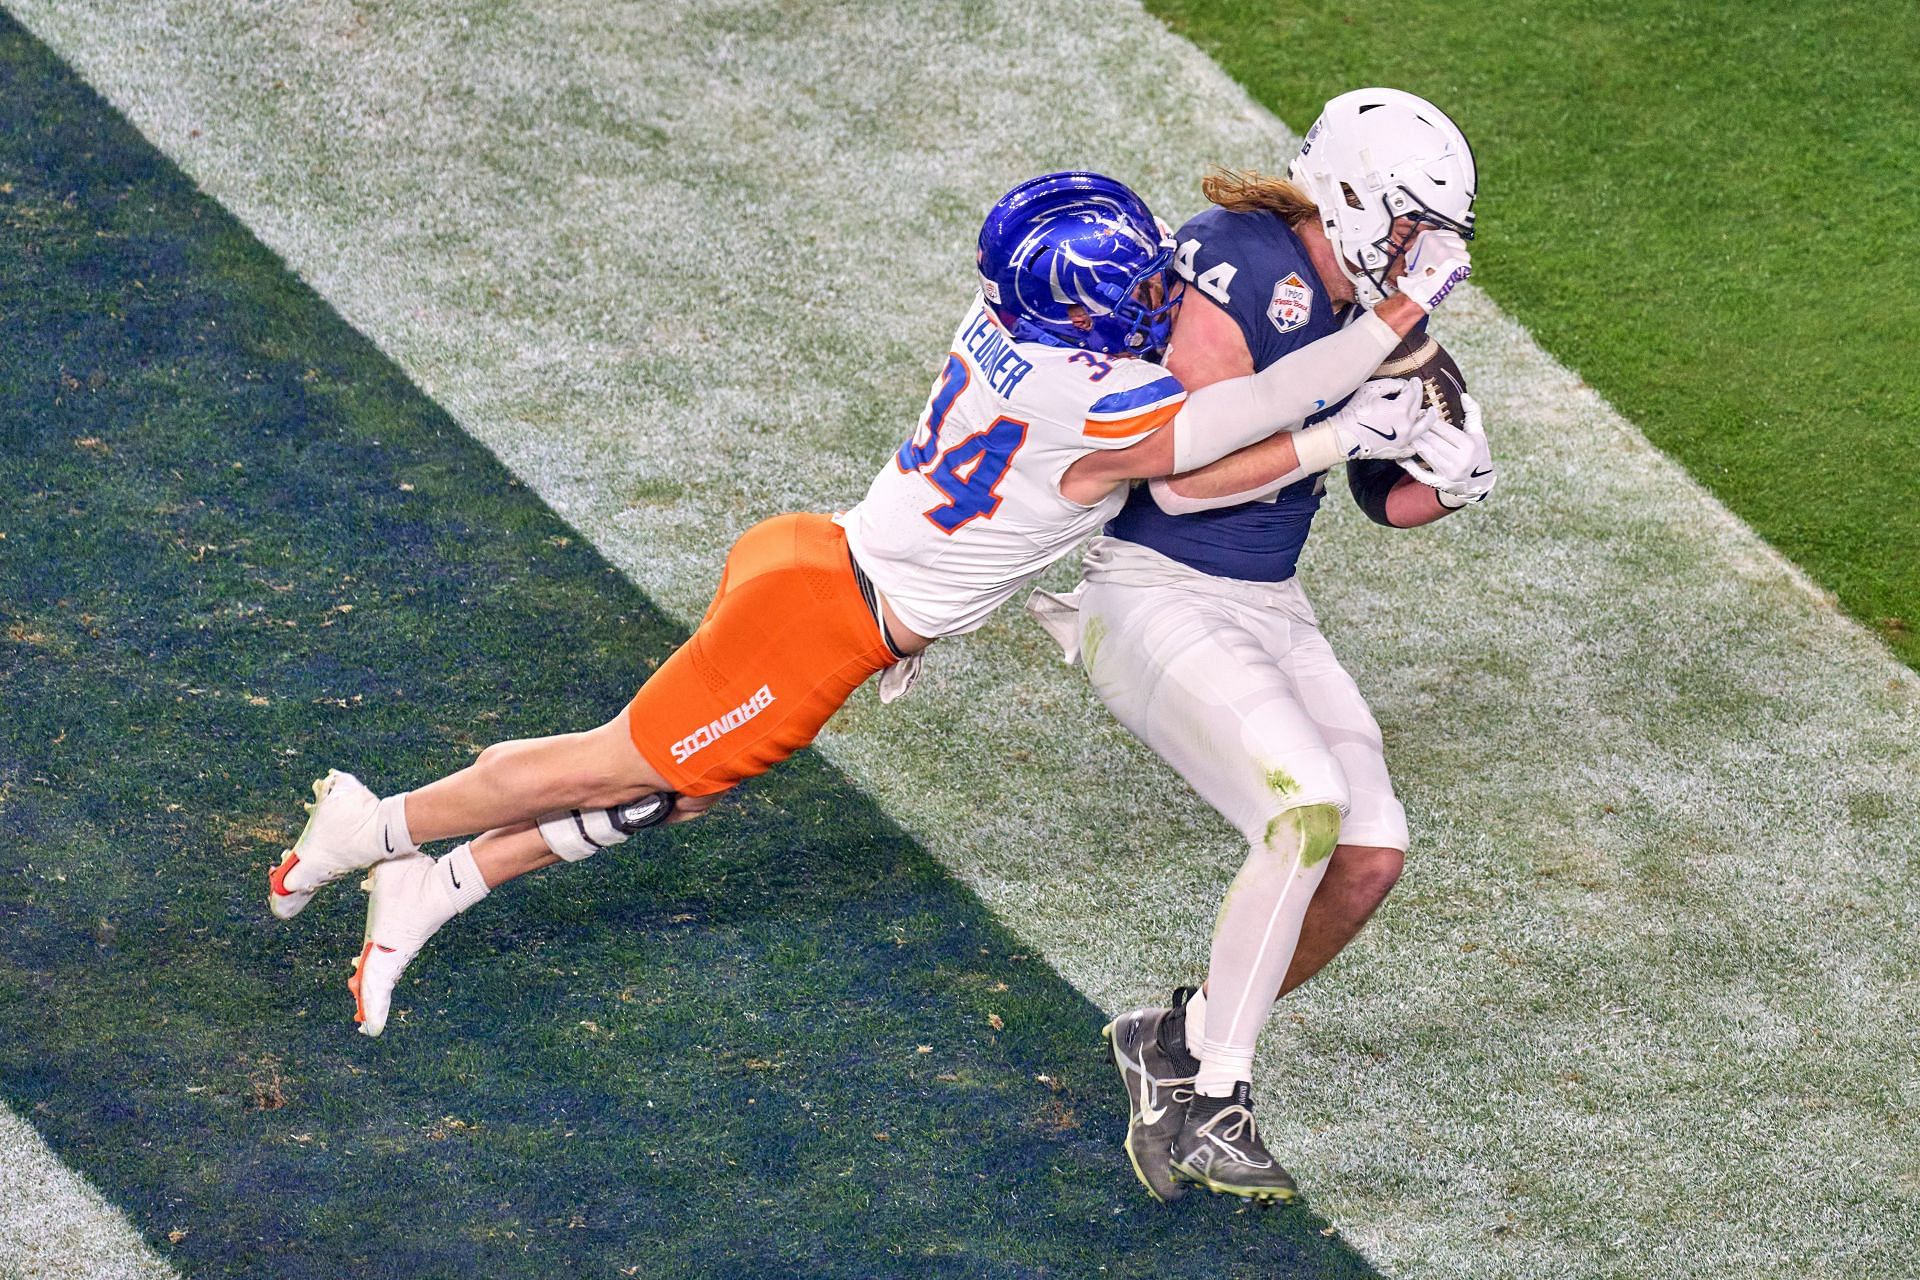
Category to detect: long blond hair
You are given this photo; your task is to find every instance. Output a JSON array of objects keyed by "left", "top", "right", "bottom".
[{"left": 1199, "top": 166, "right": 1318, "bottom": 226}]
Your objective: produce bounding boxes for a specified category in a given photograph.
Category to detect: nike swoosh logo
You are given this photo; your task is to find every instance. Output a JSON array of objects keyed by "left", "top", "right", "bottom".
[
  {"left": 449, "top": 863, "right": 462, "bottom": 890},
  {"left": 383, "top": 826, "right": 395, "bottom": 854},
  {"left": 1313, "top": 398, "right": 1326, "bottom": 411},
  {"left": 1470, "top": 467, "right": 1492, "bottom": 477},
  {"left": 1117, "top": 1025, "right": 1169, "bottom": 1125},
  {"left": 1137, "top": 1070, "right": 1167, "bottom": 1127},
  {"left": 1360, "top": 423, "right": 1397, "bottom": 441}
]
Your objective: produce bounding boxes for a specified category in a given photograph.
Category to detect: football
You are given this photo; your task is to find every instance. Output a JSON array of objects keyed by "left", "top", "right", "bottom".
[{"left": 1372, "top": 331, "right": 1469, "bottom": 429}]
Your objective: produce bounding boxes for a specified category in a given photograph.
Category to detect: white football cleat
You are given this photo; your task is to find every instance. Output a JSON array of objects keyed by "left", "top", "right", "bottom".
[
  {"left": 349, "top": 847, "right": 487, "bottom": 1037},
  {"left": 268, "top": 770, "right": 409, "bottom": 920}
]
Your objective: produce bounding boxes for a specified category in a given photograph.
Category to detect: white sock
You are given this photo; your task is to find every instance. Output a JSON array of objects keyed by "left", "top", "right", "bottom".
[
  {"left": 1193, "top": 979, "right": 1241, "bottom": 1097},
  {"left": 440, "top": 843, "right": 490, "bottom": 915},
  {"left": 1194, "top": 1052, "right": 1248, "bottom": 1098},
  {"left": 365, "top": 844, "right": 489, "bottom": 956},
  {"left": 1188, "top": 990, "right": 1240, "bottom": 1098},
  {"left": 1193, "top": 819, "right": 1335, "bottom": 1098},
  {"left": 376, "top": 792, "right": 418, "bottom": 857}
]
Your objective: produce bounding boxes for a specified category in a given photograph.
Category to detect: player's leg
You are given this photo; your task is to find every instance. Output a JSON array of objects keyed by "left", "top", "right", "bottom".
[
  {"left": 340, "top": 513, "right": 898, "bottom": 1034},
  {"left": 1272, "top": 626, "right": 1411, "bottom": 997},
  {"left": 1082, "top": 579, "right": 1341, "bottom": 1202},
  {"left": 1152, "top": 611, "right": 1409, "bottom": 1197},
  {"left": 401, "top": 713, "right": 674, "bottom": 845},
  {"left": 274, "top": 513, "right": 884, "bottom": 922},
  {"left": 351, "top": 790, "right": 727, "bottom": 1035},
  {"left": 270, "top": 711, "right": 673, "bottom": 920},
  {"left": 1278, "top": 844, "right": 1404, "bottom": 994}
]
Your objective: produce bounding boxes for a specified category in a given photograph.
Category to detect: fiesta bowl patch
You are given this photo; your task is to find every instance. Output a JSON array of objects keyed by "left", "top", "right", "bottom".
[{"left": 1268, "top": 272, "right": 1313, "bottom": 333}]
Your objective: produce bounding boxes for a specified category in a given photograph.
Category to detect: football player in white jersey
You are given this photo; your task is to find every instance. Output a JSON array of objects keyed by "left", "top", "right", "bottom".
[
  {"left": 1050, "top": 90, "right": 1491, "bottom": 1203},
  {"left": 265, "top": 171, "right": 1448, "bottom": 1037}
]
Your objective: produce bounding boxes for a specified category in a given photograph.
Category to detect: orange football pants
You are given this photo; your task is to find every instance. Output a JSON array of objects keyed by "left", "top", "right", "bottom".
[{"left": 626, "top": 513, "right": 898, "bottom": 797}]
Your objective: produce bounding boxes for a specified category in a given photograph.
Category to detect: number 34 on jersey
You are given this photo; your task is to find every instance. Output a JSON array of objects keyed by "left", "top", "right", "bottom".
[
  {"left": 895, "top": 352, "right": 1030, "bottom": 533},
  {"left": 839, "top": 296, "right": 1186, "bottom": 640}
]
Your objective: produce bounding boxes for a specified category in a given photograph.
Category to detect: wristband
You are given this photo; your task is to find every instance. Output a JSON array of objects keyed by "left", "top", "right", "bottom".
[
  {"left": 1168, "top": 311, "right": 1397, "bottom": 473},
  {"left": 1290, "top": 421, "right": 1346, "bottom": 475}
]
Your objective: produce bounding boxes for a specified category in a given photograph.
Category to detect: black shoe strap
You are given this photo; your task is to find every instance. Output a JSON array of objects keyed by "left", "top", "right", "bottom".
[
  {"left": 1187, "top": 1080, "right": 1253, "bottom": 1122},
  {"left": 1157, "top": 1001, "right": 1203, "bottom": 1078}
]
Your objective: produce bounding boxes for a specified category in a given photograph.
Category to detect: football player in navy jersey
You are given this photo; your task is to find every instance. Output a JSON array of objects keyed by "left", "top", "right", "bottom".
[
  {"left": 1041, "top": 89, "right": 1491, "bottom": 1203},
  {"left": 269, "top": 170, "right": 1449, "bottom": 1041}
]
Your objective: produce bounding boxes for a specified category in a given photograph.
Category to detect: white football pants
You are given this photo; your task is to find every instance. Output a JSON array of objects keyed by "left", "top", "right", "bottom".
[
  {"left": 1068, "top": 536, "right": 1408, "bottom": 1084},
  {"left": 1071, "top": 537, "right": 1408, "bottom": 851}
]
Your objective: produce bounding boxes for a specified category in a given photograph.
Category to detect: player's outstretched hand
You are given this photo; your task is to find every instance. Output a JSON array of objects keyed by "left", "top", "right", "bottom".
[
  {"left": 1394, "top": 229, "right": 1472, "bottom": 313},
  {"left": 1327, "top": 377, "right": 1440, "bottom": 461},
  {"left": 1400, "top": 391, "right": 1496, "bottom": 506}
]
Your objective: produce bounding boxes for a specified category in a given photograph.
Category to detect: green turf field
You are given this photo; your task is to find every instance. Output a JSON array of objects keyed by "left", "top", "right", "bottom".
[
  {"left": 1147, "top": 0, "right": 1920, "bottom": 667},
  {"left": 5, "top": 2, "right": 1920, "bottom": 1277},
  {"left": 0, "top": 21, "right": 1384, "bottom": 1275}
]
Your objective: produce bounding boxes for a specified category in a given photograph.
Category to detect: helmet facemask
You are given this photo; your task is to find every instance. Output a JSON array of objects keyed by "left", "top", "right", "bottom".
[{"left": 1084, "top": 253, "right": 1184, "bottom": 357}]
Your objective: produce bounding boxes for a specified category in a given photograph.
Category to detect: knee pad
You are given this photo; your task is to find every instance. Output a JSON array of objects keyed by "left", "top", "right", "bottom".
[
  {"left": 537, "top": 792, "right": 676, "bottom": 862},
  {"left": 1262, "top": 802, "right": 1342, "bottom": 869}
]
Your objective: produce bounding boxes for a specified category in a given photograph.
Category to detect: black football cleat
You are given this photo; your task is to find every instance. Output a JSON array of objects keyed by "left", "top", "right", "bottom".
[
  {"left": 1103, "top": 989, "right": 1201, "bottom": 1203},
  {"left": 1169, "top": 1081, "right": 1299, "bottom": 1205}
]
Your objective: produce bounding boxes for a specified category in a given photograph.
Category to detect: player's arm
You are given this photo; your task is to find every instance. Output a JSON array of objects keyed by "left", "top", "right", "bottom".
[
  {"left": 1154, "top": 434, "right": 1309, "bottom": 509},
  {"left": 1104, "top": 296, "right": 1437, "bottom": 504},
  {"left": 1057, "top": 310, "right": 1411, "bottom": 503},
  {"left": 1348, "top": 461, "right": 1455, "bottom": 527},
  {"left": 1161, "top": 298, "right": 1431, "bottom": 476},
  {"left": 1141, "top": 376, "right": 1437, "bottom": 512},
  {"left": 1146, "top": 227, "right": 1468, "bottom": 501},
  {"left": 1058, "top": 227, "right": 1465, "bottom": 504}
]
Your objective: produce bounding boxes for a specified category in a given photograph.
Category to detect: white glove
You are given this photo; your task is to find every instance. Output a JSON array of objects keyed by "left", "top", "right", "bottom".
[
  {"left": 1167, "top": 376, "right": 1439, "bottom": 502},
  {"left": 1323, "top": 377, "right": 1440, "bottom": 462},
  {"left": 1393, "top": 229, "right": 1472, "bottom": 312},
  {"left": 1399, "top": 391, "right": 1495, "bottom": 506}
]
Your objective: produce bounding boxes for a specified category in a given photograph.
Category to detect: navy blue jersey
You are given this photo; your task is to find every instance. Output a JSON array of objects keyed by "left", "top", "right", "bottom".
[{"left": 1105, "top": 207, "right": 1349, "bottom": 582}]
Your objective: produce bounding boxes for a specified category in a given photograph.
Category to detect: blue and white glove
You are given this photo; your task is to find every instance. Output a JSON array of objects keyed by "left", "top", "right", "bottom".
[
  {"left": 1399, "top": 391, "right": 1495, "bottom": 506},
  {"left": 1393, "top": 229, "right": 1472, "bottom": 313}
]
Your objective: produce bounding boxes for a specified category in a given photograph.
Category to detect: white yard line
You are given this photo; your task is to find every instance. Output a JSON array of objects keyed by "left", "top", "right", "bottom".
[
  {"left": 0, "top": 1106, "right": 177, "bottom": 1279},
  {"left": 9, "top": 2, "right": 1918, "bottom": 1276}
]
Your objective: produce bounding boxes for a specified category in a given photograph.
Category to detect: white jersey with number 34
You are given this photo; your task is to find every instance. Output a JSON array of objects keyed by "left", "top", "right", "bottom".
[{"left": 840, "top": 297, "right": 1187, "bottom": 639}]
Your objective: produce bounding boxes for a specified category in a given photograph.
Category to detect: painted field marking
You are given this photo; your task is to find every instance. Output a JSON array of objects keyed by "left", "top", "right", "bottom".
[
  {"left": 0, "top": 1106, "right": 177, "bottom": 1279},
  {"left": 8, "top": 2, "right": 1917, "bottom": 1276}
]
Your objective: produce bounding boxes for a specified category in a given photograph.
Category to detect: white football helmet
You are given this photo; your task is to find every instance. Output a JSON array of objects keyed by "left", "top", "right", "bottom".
[{"left": 1288, "top": 88, "right": 1477, "bottom": 306}]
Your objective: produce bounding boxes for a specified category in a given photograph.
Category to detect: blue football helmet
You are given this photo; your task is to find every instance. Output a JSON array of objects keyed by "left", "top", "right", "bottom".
[{"left": 977, "top": 172, "right": 1182, "bottom": 357}]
